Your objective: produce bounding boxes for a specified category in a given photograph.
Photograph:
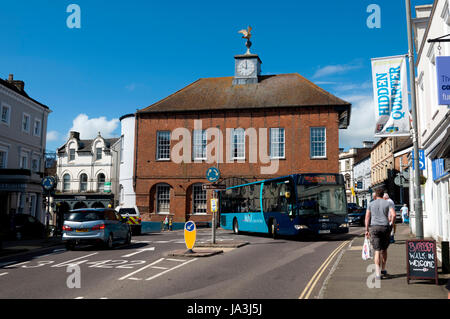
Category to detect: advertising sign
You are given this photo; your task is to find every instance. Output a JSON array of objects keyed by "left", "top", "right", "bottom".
[
  {"left": 406, "top": 239, "right": 438, "bottom": 285},
  {"left": 211, "top": 198, "right": 218, "bottom": 213},
  {"left": 411, "top": 149, "right": 426, "bottom": 171},
  {"left": 436, "top": 56, "right": 450, "bottom": 105},
  {"left": 371, "top": 55, "right": 411, "bottom": 137}
]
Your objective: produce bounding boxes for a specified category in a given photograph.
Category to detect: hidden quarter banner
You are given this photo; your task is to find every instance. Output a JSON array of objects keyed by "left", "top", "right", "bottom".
[{"left": 371, "top": 55, "right": 411, "bottom": 137}]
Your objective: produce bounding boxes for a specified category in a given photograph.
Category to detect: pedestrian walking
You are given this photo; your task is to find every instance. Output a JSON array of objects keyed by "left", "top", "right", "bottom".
[
  {"left": 383, "top": 193, "right": 396, "bottom": 243},
  {"left": 163, "top": 216, "right": 169, "bottom": 231},
  {"left": 365, "top": 189, "right": 396, "bottom": 280},
  {"left": 400, "top": 204, "right": 409, "bottom": 224}
]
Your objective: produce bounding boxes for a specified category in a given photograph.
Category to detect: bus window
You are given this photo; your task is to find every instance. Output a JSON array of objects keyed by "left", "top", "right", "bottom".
[{"left": 263, "top": 179, "right": 294, "bottom": 214}]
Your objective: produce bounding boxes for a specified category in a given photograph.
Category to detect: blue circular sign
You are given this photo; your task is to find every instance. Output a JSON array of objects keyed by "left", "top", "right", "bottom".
[
  {"left": 206, "top": 167, "right": 220, "bottom": 183},
  {"left": 41, "top": 176, "right": 56, "bottom": 191},
  {"left": 185, "top": 221, "right": 196, "bottom": 232}
]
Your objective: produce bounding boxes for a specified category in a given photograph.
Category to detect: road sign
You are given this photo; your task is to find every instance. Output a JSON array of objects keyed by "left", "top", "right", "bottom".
[
  {"left": 206, "top": 167, "right": 220, "bottom": 183},
  {"left": 211, "top": 198, "right": 218, "bottom": 213},
  {"left": 394, "top": 174, "right": 409, "bottom": 187},
  {"left": 41, "top": 176, "right": 56, "bottom": 192},
  {"left": 412, "top": 150, "right": 426, "bottom": 171},
  {"left": 202, "top": 184, "right": 226, "bottom": 190},
  {"left": 184, "top": 221, "right": 196, "bottom": 250}
]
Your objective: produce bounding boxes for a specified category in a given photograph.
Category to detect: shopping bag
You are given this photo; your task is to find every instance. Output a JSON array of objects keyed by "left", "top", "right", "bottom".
[{"left": 362, "top": 237, "right": 373, "bottom": 260}]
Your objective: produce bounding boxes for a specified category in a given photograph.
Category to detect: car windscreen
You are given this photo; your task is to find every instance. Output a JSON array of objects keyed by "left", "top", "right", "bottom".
[
  {"left": 118, "top": 208, "right": 137, "bottom": 215},
  {"left": 66, "top": 211, "right": 105, "bottom": 222},
  {"left": 297, "top": 185, "right": 347, "bottom": 216}
]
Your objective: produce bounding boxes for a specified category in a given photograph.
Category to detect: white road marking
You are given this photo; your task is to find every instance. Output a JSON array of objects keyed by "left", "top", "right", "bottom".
[
  {"left": 51, "top": 253, "right": 99, "bottom": 268},
  {"left": 151, "top": 266, "right": 168, "bottom": 270},
  {"left": 0, "top": 261, "right": 17, "bottom": 268},
  {"left": 4, "top": 261, "right": 30, "bottom": 268},
  {"left": 166, "top": 258, "right": 187, "bottom": 262},
  {"left": 154, "top": 241, "right": 171, "bottom": 243},
  {"left": 0, "top": 272, "right": 8, "bottom": 277},
  {"left": 121, "top": 247, "right": 155, "bottom": 258},
  {"left": 118, "top": 258, "right": 165, "bottom": 281},
  {"left": 145, "top": 258, "right": 197, "bottom": 281},
  {"left": 75, "top": 297, "right": 84, "bottom": 299}
]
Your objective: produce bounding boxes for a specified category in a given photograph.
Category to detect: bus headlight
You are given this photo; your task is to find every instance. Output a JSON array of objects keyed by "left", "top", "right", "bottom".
[
  {"left": 339, "top": 223, "right": 349, "bottom": 228},
  {"left": 295, "top": 225, "right": 309, "bottom": 230}
]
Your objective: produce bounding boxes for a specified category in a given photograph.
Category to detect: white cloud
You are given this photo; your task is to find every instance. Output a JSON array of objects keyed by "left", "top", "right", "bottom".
[
  {"left": 313, "top": 63, "right": 362, "bottom": 79},
  {"left": 68, "top": 114, "right": 120, "bottom": 140},
  {"left": 46, "top": 130, "right": 60, "bottom": 142},
  {"left": 339, "top": 94, "right": 379, "bottom": 149}
]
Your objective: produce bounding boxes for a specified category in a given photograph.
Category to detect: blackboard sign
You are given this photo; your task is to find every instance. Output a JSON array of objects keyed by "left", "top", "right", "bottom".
[{"left": 406, "top": 239, "right": 438, "bottom": 284}]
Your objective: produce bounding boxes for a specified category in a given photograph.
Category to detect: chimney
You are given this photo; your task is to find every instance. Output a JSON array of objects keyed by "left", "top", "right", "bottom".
[
  {"left": 7, "top": 74, "right": 25, "bottom": 92},
  {"left": 70, "top": 131, "right": 80, "bottom": 140},
  {"left": 362, "top": 141, "right": 374, "bottom": 148}
]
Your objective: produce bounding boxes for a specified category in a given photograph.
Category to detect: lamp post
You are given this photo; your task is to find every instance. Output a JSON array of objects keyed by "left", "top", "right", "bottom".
[{"left": 405, "top": 0, "right": 424, "bottom": 239}]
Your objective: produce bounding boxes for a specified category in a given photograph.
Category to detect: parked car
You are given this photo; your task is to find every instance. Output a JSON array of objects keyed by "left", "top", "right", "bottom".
[
  {"left": 7, "top": 214, "right": 46, "bottom": 240},
  {"left": 347, "top": 204, "right": 366, "bottom": 226},
  {"left": 394, "top": 205, "right": 403, "bottom": 223},
  {"left": 62, "top": 208, "right": 131, "bottom": 250}
]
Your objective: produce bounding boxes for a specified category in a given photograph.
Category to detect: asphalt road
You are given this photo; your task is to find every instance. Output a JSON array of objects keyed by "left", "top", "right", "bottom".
[{"left": 0, "top": 227, "right": 363, "bottom": 299}]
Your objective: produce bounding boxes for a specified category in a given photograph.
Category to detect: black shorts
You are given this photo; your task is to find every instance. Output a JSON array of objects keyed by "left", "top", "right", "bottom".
[{"left": 369, "top": 225, "right": 391, "bottom": 251}]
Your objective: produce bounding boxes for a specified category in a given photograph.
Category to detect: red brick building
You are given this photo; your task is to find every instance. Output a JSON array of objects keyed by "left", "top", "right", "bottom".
[{"left": 134, "top": 53, "right": 351, "bottom": 223}]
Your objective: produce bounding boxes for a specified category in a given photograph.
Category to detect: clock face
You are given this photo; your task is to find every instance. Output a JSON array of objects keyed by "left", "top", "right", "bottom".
[{"left": 237, "top": 60, "right": 255, "bottom": 76}]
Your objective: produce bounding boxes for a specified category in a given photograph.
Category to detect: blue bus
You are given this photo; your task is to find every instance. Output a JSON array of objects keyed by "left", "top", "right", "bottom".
[{"left": 219, "top": 173, "right": 349, "bottom": 238}]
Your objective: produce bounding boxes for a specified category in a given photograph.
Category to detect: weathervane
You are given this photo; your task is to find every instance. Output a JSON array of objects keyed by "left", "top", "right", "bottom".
[{"left": 238, "top": 26, "right": 252, "bottom": 54}]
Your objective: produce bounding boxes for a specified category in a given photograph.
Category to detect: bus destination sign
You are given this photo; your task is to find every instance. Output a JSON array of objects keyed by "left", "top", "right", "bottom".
[{"left": 301, "top": 174, "right": 338, "bottom": 185}]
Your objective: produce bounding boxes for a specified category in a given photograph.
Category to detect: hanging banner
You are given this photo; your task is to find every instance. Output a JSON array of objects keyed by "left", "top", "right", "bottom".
[
  {"left": 436, "top": 56, "right": 450, "bottom": 105},
  {"left": 371, "top": 55, "right": 411, "bottom": 137}
]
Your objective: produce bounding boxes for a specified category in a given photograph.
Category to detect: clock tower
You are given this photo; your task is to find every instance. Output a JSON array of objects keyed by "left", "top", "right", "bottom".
[
  {"left": 233, "top": 54, "right": 262, "bottom": 85},
  {"left": 233, "top": 26, "right": 262, "bottom": 85}
]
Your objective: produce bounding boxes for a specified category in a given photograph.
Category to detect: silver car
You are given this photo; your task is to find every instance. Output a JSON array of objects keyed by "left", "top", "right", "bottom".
[{"left": 62, "top": 208, "right": 132, "bottom": 250}]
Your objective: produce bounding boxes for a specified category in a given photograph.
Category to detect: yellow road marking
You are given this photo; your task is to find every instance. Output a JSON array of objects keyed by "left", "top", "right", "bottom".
[{"left": 299, "top": 240, "right": 349, "bottom": 299}]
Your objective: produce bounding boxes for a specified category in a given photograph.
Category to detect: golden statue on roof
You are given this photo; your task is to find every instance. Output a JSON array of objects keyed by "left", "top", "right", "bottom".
[{"left": 238, "top": 26, "right": 253, "bottom": 54}]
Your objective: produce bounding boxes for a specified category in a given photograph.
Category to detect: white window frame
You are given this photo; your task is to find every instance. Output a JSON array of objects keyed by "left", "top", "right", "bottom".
[
  {"left": 193, "top": 130, "right": 207, "bottom": 161},
  {"left": 63, "top": 174, "right": 71, "bottom": 192},
  {"left": 69, "top": 148, "right": 75, "bottom": 161},
  {"left": 310, "top": 127, "right": 327, "bottom": 159},
  {"left": 156, "top": 131, "right": 171, "bottom": 160},
  {"left": 231, "top": 128, "right": 246, "bottom": 160},
  {"left": 33, "top": 119, "right": 41, "bottom": 137},
  {"left": 1, "top": 103, "right": 11, "bottom": 126},
  {"left": 97, "top": 173, "right": 106, "bottom": 192},
  {"left": 192, "top": 184, "right": 207, "bottom": 215},
  {"left": 0, "top": 146, "right": 8, "bottom": 168},
  {"left": 22, "top": 113, "right": 31, "bottom": 133},
  {"left": 31, "top": 157, "right": 40, "bottom": 172},
  {"left": 95, "top": 147, "right": 102, "bottom": 160},
  {"left": 156, "top": 184, "right": 170, "bottom": 214},
  {"left": 20, "top": 152, "right": 29, "bottom": 169},
  {"left": 270, "top": 128, "right": 285, "bottom": 159},
  {"left": 79, "top": 173, "right": 88, "bottom": 192}
]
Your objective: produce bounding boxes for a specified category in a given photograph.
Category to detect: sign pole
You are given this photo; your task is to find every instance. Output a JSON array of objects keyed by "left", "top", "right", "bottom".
[
  {"left": 405, "top": 0, "right": 424, "bottom": 239},
  {"left": 212, "top": 192, "right": 216, "bottom": 245}
]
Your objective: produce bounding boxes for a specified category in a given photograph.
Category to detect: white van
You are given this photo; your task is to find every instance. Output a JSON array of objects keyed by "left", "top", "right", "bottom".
[{"left": 116, "top": 206, "right": 142, "bottom": 235}]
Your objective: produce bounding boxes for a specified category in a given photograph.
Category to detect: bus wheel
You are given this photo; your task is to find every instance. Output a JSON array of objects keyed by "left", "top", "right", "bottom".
[
  {"left": 233, "top": 219, "right": 239, "bottom": 235},
  {"left": 270, "top": 219, "right": 277, "bottom": 239}
]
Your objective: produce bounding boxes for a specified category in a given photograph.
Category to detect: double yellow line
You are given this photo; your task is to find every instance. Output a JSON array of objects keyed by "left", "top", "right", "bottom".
[{"left": 299, "top": 240, "right": 349, "bottom": 299}]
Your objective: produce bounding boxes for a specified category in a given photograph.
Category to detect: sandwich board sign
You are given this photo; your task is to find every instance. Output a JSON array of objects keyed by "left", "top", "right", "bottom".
[
  {"left": 406, "top": 239, "right": 438, "bottom": 285},
  {"left": 184, "top": 221, "right": 196, "bottom": 251}
]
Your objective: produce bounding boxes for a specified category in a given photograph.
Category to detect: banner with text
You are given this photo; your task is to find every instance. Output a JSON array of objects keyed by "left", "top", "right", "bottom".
[{"left": 371, "top": 55, "right": 411, "bottom": 137}]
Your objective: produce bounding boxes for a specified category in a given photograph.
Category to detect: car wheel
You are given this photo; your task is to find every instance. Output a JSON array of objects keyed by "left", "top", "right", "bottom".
[
  {"left": 105, "top": 234, "right": 114, "bottom": 249},
  {"left": 125, "top": 231, "right": 131, "bottom": 245}
]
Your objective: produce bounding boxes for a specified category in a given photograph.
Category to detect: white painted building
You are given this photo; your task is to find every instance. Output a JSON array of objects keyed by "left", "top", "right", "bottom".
[
  {"left": 0, "top": 74, "right": 51, "bottom": 225},
  {"left": 116, "top": 114, "right": 136, "bottom": 209},
  {"left": 353, "top": 155, "right": 371, "bottom": 208},
  {"left": 412, "top": 0, "right": 450, "bottom": 244},
  {"left": 53, "top": 131, "right": 119, "bottom": 221}
]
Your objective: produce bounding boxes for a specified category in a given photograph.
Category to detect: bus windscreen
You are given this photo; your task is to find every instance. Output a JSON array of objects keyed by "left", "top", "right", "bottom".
[{"left": 297, "top": 184, "right": 347, "bottom": 216}]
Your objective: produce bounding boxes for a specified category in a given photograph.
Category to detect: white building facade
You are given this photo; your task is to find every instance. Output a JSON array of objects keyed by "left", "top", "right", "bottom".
[
  {"left": 0, "top": 74, "right": 51, "bottom": 225},
  {"left": 353, "top": 155, "right": 372, "bottom": 208},
  {"left": 413, "top": 0, "right": 450, "bottom": 244}
]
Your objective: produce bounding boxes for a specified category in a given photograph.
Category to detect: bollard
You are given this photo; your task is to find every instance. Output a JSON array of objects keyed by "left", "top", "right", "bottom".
[{"left": 442, "top": 241, "right": 449, "bottom": 274}]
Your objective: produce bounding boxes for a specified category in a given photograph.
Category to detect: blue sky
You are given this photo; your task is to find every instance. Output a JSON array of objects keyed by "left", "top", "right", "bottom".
[{"left": 0, "top": 0, "right": 433, "bottom": 151}]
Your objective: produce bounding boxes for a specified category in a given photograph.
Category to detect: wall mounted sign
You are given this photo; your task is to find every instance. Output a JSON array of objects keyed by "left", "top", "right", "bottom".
[{"left": 436, "top": 56, "right": 450, "bottom": 105}]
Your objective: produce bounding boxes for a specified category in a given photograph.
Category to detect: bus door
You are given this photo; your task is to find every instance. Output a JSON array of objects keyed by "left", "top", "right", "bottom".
[{"left": 263, "top": 178, "right": 296, "bottom": 234}]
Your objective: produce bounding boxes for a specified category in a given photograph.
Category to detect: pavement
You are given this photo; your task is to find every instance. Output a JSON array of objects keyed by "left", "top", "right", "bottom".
[{"left": 321, "top": 224, "right": 450, "bottom": 299}]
